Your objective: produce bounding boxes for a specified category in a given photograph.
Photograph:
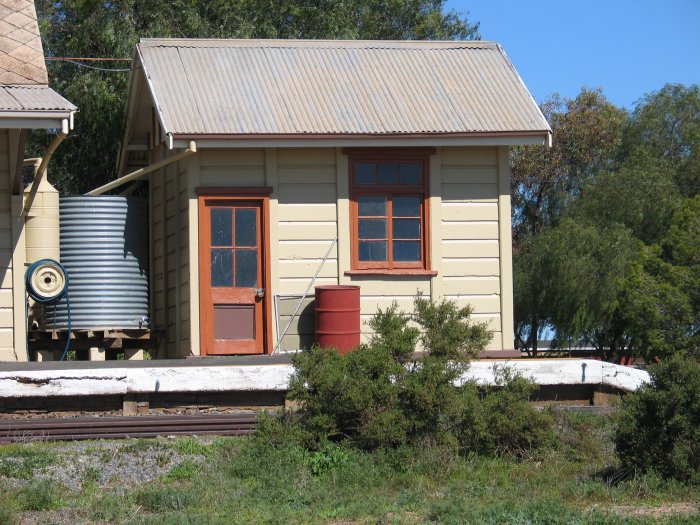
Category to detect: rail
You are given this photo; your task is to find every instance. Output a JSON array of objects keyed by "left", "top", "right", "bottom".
[{"left": 0, "top": 413, "right": 259, "bottom": 443}]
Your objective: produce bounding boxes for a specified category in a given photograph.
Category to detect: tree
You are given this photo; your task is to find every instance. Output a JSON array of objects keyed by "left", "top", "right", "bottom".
[
  {"left": 30, "top": 0, "right": 479, "bottom": 194},
  {"left": 510, "top": 89, "right": 627, "bottom": 354},
  {"left": 620, "top": 84, "right": 700, "bottom": 198},
  {"left": 513, "top": 84, "right": 699, "bottom": 359}
]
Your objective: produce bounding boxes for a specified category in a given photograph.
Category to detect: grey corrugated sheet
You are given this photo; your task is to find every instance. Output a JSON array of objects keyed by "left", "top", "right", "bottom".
[
  {"left": 0, "top": 85, "right": 77, "bottom": 111},
  {"left": 137, "top": 39, "right": 551, "bottom": 137}
]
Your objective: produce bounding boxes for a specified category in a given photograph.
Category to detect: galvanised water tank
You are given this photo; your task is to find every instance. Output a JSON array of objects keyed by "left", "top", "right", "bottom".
[{"left": 45, "top": 196, "right": 149, "bottom": 330}]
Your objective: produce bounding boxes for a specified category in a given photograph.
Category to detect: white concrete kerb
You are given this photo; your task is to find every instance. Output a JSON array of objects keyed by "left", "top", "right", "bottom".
[{"left": 0, "top": 359, "right": 649, "bottom": 399}]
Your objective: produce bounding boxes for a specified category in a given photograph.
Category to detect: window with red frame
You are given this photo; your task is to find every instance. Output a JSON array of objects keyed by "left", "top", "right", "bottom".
[{"left": 350, "top": 156, "right": 429, "bottom": 270}]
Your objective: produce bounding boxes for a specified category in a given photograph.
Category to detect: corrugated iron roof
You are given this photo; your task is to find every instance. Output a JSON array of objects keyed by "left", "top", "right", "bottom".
[
  {"left": 0, "top": 85, "right": 77, "bottom": 111},
  {"left": 137, "top": 39, "right": 551, "bottom": 138},
  {"left": 0, "top": 0, "right": 48, "bottom": 85}
]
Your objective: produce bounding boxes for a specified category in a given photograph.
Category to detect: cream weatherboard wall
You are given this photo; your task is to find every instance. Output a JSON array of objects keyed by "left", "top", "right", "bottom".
[
  {"left": 0, "top": 130, "right": 13, "bottom": 361},
  {"left": 150, "top": 145, "right": 514, "bottom": 357},
  {"left": 0, "top": 129, "right": 27, "bottom": 362}
]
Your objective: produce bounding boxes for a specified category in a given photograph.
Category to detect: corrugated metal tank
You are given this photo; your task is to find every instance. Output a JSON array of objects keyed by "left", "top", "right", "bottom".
[{"left": 44, "top": 196, "right": 149, "bottom": 330}]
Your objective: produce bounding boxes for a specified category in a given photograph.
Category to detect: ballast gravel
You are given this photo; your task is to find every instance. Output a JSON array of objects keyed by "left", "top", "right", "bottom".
[{"left": 2, "top": 437, "right": 208, "bottom": 491}]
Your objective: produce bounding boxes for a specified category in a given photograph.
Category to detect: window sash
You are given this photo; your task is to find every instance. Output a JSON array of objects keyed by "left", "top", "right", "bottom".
[{"left": 350, "top": 156, "right": 428, "bottom": 271}]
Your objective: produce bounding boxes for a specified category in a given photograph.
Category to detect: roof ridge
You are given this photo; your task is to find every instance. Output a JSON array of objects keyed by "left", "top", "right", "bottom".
[{"left": 138, "top": 38, "right": 497, "bottom": 49}]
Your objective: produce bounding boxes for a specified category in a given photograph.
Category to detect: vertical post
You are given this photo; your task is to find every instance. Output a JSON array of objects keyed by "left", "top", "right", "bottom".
[
  {"left": 336, "top": 148, "right": 351, "bottom": 285},
  {"left": 429, "top": 148, "right": 443, "bottom": 301},
  {"left": 265, "top": 148, "right": 279, "bottom": 347},
  {"left": 497, "top": 146, "right": 515, "bottom": 351}
]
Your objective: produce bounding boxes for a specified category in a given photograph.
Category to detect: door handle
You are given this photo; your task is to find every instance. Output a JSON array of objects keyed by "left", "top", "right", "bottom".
[{"left": 254, "top": 288, "right": 265, "bottom": 298}]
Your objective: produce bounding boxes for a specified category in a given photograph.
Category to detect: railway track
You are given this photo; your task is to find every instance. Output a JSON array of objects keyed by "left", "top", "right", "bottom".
[{"left": 0, "top": 413, "right": 259, "bottom": 443}]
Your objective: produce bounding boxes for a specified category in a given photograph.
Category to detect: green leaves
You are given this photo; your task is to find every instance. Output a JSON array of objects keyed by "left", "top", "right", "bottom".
[
  {"left": 615, "top": 356, "right": 700, "bottom": 484},
  {"left": 512, "top": 84, "right": 699, "bottom": 359}
]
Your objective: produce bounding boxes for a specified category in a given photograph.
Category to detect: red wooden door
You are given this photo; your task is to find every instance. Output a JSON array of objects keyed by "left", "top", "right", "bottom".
[{"left": 199, "top": 198, "right": 264, "bottom": 355}]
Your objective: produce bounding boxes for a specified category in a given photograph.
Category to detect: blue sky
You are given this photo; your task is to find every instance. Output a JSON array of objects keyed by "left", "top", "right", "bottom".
[{"left": 446, "top": 0, "right": 700, "bottom": 109}]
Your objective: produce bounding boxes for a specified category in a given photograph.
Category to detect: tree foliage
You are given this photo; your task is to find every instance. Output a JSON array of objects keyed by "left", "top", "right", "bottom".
[
  {"left": 616, "top": 356, "right": 700, "bottom": 484},
  {"left": 30, "top": 0, "right": 479, "bottom": 194},
  {"left": 512, "top": 84, "right": 699, "bottom": 359}
]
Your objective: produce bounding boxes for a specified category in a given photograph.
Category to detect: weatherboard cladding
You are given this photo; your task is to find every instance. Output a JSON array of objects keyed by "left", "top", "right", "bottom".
[
  {"left": 0, "top": 85, "right": 77, "bottom": 111},
  {"left": 137, "top": 39, "right": 550, "bottom": 137}
]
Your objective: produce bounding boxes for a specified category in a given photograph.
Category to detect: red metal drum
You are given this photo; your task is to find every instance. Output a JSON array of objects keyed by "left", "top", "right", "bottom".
[{"left": 315, "top": 285, "right": 361, "bottom": 355}]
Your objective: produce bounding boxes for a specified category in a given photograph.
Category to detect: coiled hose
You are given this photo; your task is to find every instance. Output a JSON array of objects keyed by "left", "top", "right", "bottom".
[{"left": 25, "top": 259, "right": 71, "bottom": 361}]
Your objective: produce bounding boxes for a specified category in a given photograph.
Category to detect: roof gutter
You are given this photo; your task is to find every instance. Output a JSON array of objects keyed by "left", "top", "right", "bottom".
[
  {"left": 171, "top": 130, "right": 552, "bottom": 141},
  {"left": 87, "top": 141, "right": 197, "bottom": 196}
]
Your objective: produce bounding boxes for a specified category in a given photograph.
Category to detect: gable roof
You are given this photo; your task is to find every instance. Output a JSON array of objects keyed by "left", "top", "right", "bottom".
[
  {"left": 136, "top": 39, "right": 551, "bottom": 142},
  {"left": 0, "top": 0, "right": 47, "bottom": 85},
  {"left": 0, "top": 0, "right": 76, "bottom": 128}
]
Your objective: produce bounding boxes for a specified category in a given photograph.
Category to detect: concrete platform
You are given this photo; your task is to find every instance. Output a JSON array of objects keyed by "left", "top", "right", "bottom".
[{"left": 0, "top": 358, "right": 649, "bottom": 399}]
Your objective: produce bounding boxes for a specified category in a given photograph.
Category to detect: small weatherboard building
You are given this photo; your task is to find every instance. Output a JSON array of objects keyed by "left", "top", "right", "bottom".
[{"left": 114, "top": 39, "right": 551, "bottom": 358}]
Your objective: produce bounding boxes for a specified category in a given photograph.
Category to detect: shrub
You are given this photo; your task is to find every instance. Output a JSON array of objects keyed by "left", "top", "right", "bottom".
[
  {"left": 273, "top": 295, "right": 556, "bottom": 457},
  {"left": 16, "top": 479, "right": 62, "bottom": 512},
  {"left": 460, "top": 366, "right": 556, "bottom": 457},
  {"left": 615, "top": 355, "right": 700, "bottom": 484}
]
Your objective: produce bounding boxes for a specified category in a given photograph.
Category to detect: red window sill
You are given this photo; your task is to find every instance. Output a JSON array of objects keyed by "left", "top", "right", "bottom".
[{"left": 345, "top": 269, "right": 438, "bottom": 276}]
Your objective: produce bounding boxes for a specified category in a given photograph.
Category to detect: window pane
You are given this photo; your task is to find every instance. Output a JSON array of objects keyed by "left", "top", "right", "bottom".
[
  {"left": 235, "top": 249, "right": 258, "bottom": 288},
  {"left": 235, "top": 208, "right": 257, "bottom": 247},
  {"left": 211, "top": 248, "right": 233, "bottom": 287},
  {"left": 356, "top": 163, "right": 376, "bottom": 184},
  {"left": 378, "top": 163, "right": 399, "bottom": 185},
  {"left": 400, "top": 163, "right": 421, "bottom": 185},
  {"left": 358, "top": 195, "right": 387, "bottom": 217},
  {"left": 211, "top": 208, "right": 232, "bottom": 246},
  {"left": 393, "top": 195, "right": 420, "bottom": 217},
  {"left": 359, "top": 219, "right": 387, "bottom": 239},
  {"left": 393, "top": 241, "right": 421, "bottom": 261},
  {"left": 393, "top": 219, "right": 420, "bottom": 239},
  {"left": 359, "top": 241, "right": 387, "bottom": 261}
]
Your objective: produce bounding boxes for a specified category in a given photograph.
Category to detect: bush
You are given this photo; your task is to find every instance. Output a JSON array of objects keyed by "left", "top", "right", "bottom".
[
  {"left": 16, "top": 479, "right": 62, "bottom": 512},
  {"left": 615, "top": 356, "right": 700, "bottom": 484},
  {"left": 271, "top": 295, "right": 556, "bottom": 457},
  {"left": 460, "top": 366, "right": 556, "bottom": 457}
]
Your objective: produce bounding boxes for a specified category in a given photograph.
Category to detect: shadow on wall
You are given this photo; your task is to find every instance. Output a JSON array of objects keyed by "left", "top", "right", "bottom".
[{"left": 277, "top": 296, "right": 315, "bottom": 351}]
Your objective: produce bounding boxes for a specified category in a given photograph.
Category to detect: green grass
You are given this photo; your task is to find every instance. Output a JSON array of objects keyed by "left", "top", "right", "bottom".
[
  {"left": 0, "top": 412, "right": 698, "bottom": 524},
  {"left": 0, "top": 443, "right": 57, "bottom": 479}
]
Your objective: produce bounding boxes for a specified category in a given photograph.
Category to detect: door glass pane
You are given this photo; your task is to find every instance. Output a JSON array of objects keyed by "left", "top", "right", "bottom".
[
  {"left": 235, "top": 208, "right": 257, "bottom": 247},
  {"left": 393, "top": 195, "right": 420, "bottom": 217},
  {"left": 393, "top": 241, "right": 421, "bottom": 261},
  {"left": 393, "top": 218, "right": 420, "bottom": 239},
  {"left": 359, "top": 241, "right": 387, "bottom": 261},
  {"left": 356, "top": 163, "right": 377, "bottom": 184},
  {"left": 214, "top": 305, "right": 254, "bottom": 340},
  {"left": 211, "top": 248, "right": 233, "bottom": 287},
  {"left": 211, "top": 208, "right": 232, "bottom": 246},
  {"left": 400, "top": 163, "right": 421, "bottom": 185},
  {"left": 357, "top": 195, "right": 387, "bottom": 217},
  {"left": 378, "top": 163, "right": 399, "bottom": 185},
  {"left": 235, "top": 249, "right": 258, "bottom": 287},
  {"left": 359, "top": 219, "right": 387, "bottom": 239}
]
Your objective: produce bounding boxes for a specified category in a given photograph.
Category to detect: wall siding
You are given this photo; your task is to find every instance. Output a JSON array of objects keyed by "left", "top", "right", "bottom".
[
  {"left": 276, "top": 149, "right": 337, "bottom": 351},
  {"left": 440, "top": 147, "right": 504, "bottom": 351},
  {"left": 156, "top": 145, "right": 513, "bottom": 356},
  {"left": 0, "top": 130, "right": 14, "bottom": 361}
]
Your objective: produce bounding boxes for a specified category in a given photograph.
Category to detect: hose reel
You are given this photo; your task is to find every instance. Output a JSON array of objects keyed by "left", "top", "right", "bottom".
[{"left": 25, "top": 259, "right": 71, "bottom": 360}]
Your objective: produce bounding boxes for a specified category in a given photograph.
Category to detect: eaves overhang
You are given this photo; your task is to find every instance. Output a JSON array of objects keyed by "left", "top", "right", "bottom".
[
  {"left": 170, "top": 130, "right": 553, "bottom": 150},
  {"left": 0, "top": 109, "right": 76, "bottom": 130}
]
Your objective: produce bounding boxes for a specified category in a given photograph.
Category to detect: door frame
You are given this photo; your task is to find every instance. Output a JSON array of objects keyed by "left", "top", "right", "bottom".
[{"left": 197, "top": 187, "right": 273, "bottom": 355}]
